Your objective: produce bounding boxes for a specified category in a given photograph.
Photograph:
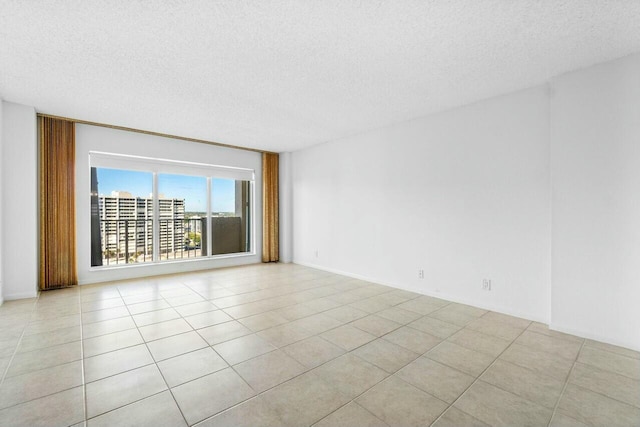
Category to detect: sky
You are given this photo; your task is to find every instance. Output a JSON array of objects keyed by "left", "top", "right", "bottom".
[{"left": 96, "top": 168, "right": 237, "bottom": 212}]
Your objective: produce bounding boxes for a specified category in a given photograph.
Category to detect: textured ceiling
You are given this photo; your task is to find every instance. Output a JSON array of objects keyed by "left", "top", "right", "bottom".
[{"left": 1, "top": 1, "right": 640, "bottom": 152}]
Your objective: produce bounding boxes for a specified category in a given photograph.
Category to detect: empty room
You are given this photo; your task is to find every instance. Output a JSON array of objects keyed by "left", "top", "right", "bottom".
[{"left": 0, "top": 1, "right": 639, "bottom": 426}]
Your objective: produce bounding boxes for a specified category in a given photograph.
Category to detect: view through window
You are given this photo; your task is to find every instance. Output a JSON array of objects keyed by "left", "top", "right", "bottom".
[
  {"left": 212, "top": 178, "right": 251, "bottom": 255},
  {"left": 158, "top": 173, "right": 207, "bottom": 261},
  {"left": 91, "top": 168, "right": 153, "bottom": 266},
  {"left": 90, "top": 159, "right": 253, "bottom": 267}
]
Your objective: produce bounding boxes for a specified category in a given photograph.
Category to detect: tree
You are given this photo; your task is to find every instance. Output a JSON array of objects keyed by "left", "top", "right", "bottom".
[{"left": 187, "top": 232, "right": 201, "bottom": 247}]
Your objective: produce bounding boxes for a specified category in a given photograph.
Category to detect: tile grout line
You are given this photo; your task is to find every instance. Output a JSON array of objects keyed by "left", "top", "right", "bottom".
[
  {"left": 162, "top": 277, "right": 291, "bottom": 387},
  {"left": 0, "top": 293, "right": 86, "bottom": 415},
  {"left": 307, "top": 308, "right": 499, "bottom": 426},
  {"left": 79, "top": 290, "right": 88, "bottom": 425},
  {"left": 79, "top": 286, "right": 196, "bottom": 423},
  {"left": 569, "top": 347, "right": 640, "bottom": 382},
  {"left": 430, "top": 321, "right": 635, "bottom": 425},
  {"left": 122, "top": 286, "right": 191, "bottom": 426},
  {"left": 143, "top": 279, "right": 457, "bottom": 425},
  {"left": 0, "top": 268, "right": 297, "bottom": 415},
  {"left": 307, "top": 362, "right": 405, "bottom": 427},
  {"left": 283, "top": 313, "right": 460, "bottom": 426},
  {"left": 195, "top": 343, "right": 398, "bottom": 427},
  {"left": 155, "top": 268, "right": 340, "bottom": 424},
  {"left": 190, "top": 289, "right": 434, "bottom": 425},
  {"left": 554, "top": 378, "right": 640, "bottom": 411},
  {"left": 210, "top": 275, "right": 401, "bottom": 321},
  {"left": 164, "top": 285, "right": 262, "bottom": 426},
  {"left": 1, "top": 284, "right": 476, "bottom": 386},
  {"left": 547, "top": 338, "right": 585, "bottom": 427},
  {"left": 506, "top": 329, "right": 640, "bottom": 397},
  {"left": 0, "top": 295, "right": 40, "bottom": 388},
  {"left": 426, "top": 319, "right": 534, "bottom": 427},
  {"left": 79, "top": 285, "right": 202, "bottom": 424},
  {"left": 6, "top": 266, "right": 634, "bottom": 426},
  {"left": 73, "top": 274, "right": 354, "bottom": 388}
]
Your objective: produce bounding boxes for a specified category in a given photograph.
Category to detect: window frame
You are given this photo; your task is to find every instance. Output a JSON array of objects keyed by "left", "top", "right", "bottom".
[{"left": 89, "top": 151, "right": 256, "bottom": 270}]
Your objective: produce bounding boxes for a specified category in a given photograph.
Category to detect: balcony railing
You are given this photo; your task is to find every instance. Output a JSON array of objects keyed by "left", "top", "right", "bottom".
[
  {"left": 96, "top": 217, "right": 248, "bottom": 266},
  {"left": 99, "top": 219, "right": 152, "bottom": 266}
]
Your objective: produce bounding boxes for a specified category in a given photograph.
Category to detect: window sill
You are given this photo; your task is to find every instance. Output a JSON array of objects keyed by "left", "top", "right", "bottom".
[{"left": 88, "top": 251, "right": 256, "bottom": 272}]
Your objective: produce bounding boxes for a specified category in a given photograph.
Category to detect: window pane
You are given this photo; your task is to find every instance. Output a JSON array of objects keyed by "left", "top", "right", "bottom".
[
  {"left": 211, "top": 178, "right": 251, "bottom": 255},
  {"left": 91, "top": 168, "right": 153, "bottom": 266},
  {"left": 158, "top": 174, "right": 207, "bottom": 261}
]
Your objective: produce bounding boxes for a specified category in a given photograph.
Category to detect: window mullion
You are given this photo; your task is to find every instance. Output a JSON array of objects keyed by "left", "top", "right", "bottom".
[
  {"left": 207, "top": 177, "right": 212, "bottom": 257},
  {"left": 152, "top": 172, "right": 159, "bottom": 262}
]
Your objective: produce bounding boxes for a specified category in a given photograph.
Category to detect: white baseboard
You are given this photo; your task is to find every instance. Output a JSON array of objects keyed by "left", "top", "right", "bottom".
[
  {"left": 549, "top": 322, "right": 640, "bottom": 352},
  {"left": 79, "top": 256, "right": 261, "bottom": 285},
  {"left": 295, "top": 261, "right": 640, "bottom": 352},
  {"left": 4, "top": 291, "right": 38, "bottom": 300},
  {"left": 294, "top": 260, "right": 547, "bottom": 324}
]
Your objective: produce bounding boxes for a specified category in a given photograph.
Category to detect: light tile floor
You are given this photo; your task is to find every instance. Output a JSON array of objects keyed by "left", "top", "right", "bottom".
[{"left": 0, "top": 264, "right": 638, "bottom": 426}]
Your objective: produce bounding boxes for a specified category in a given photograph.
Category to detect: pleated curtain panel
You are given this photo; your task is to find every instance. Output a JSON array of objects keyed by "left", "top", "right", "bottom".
[
  {"left": 39, "top": 117, "right": 78, "bottom": 290},
  {"left": 262, "top": 152, "right": 279, "bottom": 262}
]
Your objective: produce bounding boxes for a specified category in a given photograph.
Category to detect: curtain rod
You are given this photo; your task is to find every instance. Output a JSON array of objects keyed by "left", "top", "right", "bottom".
[{"left": 37, "top": 113, "right": 277, "bottom": 155}]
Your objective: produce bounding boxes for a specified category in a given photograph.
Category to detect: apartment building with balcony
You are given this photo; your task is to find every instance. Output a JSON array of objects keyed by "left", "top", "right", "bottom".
[{"left": 98, "top": 191, "right": 185, "bottom": 264}]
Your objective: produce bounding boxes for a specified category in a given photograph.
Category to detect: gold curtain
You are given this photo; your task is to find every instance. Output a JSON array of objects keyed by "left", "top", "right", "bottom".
[
  {"left": 39, "top": 117, "right": 78, "bottom": 290},
  {"left": 262, "top": 152, "right": 279, "bottom": 262}
]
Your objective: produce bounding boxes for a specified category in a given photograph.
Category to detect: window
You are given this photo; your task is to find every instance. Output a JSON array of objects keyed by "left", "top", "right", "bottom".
[
  {"left": 91, "top": 168, "right": 153, "bottom": 266},
  {"left": 158, "top": 174, "right": 207, "bottom": 260},
  {"left": 90, "top": 152, "right": 254, "bottom": 268},
  {"left": 211, "top": 178, "right": 251, "bottom": 255}
]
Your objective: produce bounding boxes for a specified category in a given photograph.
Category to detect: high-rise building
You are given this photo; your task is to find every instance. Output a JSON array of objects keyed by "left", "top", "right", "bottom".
[{"left": 98, "top": 195, "right": 185, "bottom": 262}]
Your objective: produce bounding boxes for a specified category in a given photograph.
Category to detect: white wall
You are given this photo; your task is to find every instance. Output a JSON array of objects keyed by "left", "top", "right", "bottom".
[
  {"left": 550, "top": 54, "right": 640, "bottom": 350},
  {"left": 293, "top": 86, "right": 552, "bottom": 322},
  {"left": 0, "top": 99, "right": 4, "bottom": 304},
  {"left": 1, "top": 101, "right": 38, "bottom": 300},
  {"left": 279, "top": 152, "right": 293, "bottom": 263},
  {"left": 76, "top": 124, "right": 263, "bottom": 285},
  {"left": 292, "top": 53, "right": 640, "bottom": 351}
]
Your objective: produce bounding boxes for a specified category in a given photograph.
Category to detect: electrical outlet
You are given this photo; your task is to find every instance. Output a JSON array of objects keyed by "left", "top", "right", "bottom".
[
  {"left": 482, "top": 279, "right": 491, "bottom": 291},
  {"left": 315, "top": 249, "right": 319, "bottom": 258},
  {"left": 418, "top": 269, "right": 424, "bottom": 279}
]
